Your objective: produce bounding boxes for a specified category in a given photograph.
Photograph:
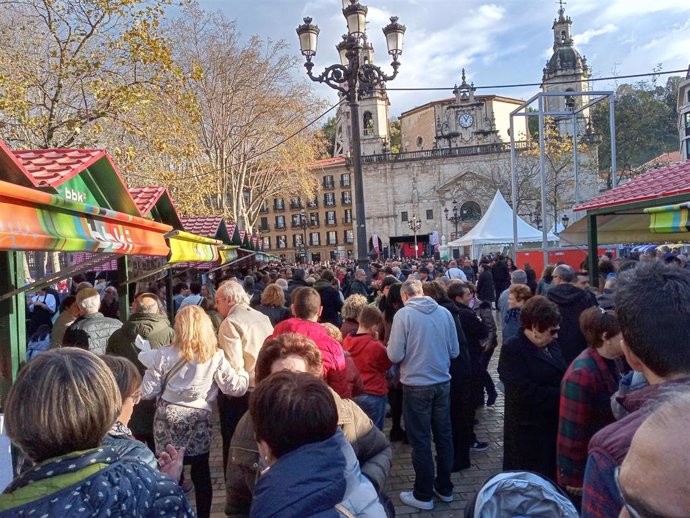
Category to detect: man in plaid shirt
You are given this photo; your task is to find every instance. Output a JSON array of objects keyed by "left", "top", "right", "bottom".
[{"left": 580, "top": 262, "right": 690, "bottom": 518}]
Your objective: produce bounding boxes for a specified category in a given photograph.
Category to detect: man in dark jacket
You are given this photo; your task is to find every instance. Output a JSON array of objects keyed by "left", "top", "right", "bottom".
[
  {"left": 581, "top": 262, "right": 690, "bottom": 518},
  {"left": 63, "top": 287, "right": 122, "bottom": 355},
  {"left": 314, "top": 269, "right": 343, "bottom": 326},
  {"left": 491, "top": 255, "right": 511, "bottom": 301},
  {"left": 106, "top": 292, "right": 175, "bottom": 449},
  {"left": 347, "top": 268, "right": 370, "bottom": 298},
  {"left": 547, "top": 264, "right": 596, "bottom": 365},
  {"left": 476, "top": 262, "right": 495, "bottom": 304},
  {"left": 287, "top": 268, "right": 309, "bottom": 296}
]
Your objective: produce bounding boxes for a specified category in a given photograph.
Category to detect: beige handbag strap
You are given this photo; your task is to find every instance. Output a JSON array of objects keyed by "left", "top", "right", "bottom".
[{"left": 334, "top": 504, "right": 356, "bottom": 518}]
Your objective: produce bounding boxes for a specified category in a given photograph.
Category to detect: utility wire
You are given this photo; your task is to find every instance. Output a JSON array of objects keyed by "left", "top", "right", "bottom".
[
  {"left": 125, "top": 99, "right": 345, "bottom": 182},
  {"left": 386, "top": 68, "right": 689, "bottom": 91}
]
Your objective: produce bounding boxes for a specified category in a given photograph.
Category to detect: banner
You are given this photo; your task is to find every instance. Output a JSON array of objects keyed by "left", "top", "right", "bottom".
[
  {"left": 431, "top": 231, "right": 440, "bottom": 253},
  {"left": 167, "top": 231, "right": 221, "bottom": 263},
  {"left": 0, "top": 180, "right": 171, "bottom": 256},
  {"left": 371, "top": 233, "right": 380, "bottom": 255},
  {"left": 239, "top": 229, "right": 246, "bottom": 243}
]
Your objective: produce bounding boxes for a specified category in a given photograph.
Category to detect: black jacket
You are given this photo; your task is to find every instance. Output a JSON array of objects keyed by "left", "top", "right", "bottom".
[
  {"left": 547, "top": 283, "right": 596, "bottom": 365},
  {"left": 492, "top": 260, "right": 511, "bottom": 291},
  {"left": 256, "top": 304, "right": 291, "bottom": 327},
  {"left": 63, "top": 312, "right": 122, "bottom": 355},
  {"left": 476, "top": 269, "right": 496, "bottom": 303},
  {"left": 314, "top": 279, "right": 343, "bottom": 326},
  {"left": 438, "top": 299, "right": 472, "bottom": 381},
  {"left": 498, "top": 330, "right": 566, "bottom": 479},
  {"left": 287, "top": 278, "right": 308, "bottom": 296},
  {"left": 455, "top": 302, "right": 489, "bottom": 357},
  {"left": 347, "top": 279, "right": 370, "bottom": 298}
]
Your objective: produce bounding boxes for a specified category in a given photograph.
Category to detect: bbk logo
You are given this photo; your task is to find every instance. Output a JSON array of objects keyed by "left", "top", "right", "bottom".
[{"left": 65, "top": 189, "right": 86, "bottom": 203}]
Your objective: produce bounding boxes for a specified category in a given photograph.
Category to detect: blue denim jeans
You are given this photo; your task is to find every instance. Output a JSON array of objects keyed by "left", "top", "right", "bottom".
[
  {"left": 403, "top": 381, "right": 454, "bottom": 501},
  {"left": 355, "top": 393, "right": 387, "bottom": 430}
]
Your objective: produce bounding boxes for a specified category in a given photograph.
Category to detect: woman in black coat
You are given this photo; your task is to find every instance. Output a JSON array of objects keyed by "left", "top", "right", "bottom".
[
  {"left": 498, "top": 295, "right": 566, "bottom": 480},
  {"left": 476, "top": 263, "right": 495, "bottom": 304}
]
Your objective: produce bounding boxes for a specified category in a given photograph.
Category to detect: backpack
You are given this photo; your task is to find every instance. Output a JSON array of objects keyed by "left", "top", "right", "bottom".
[
  {"left": 464, "top": 471, "right": 579, "bottom": 518},
  {"left": 26, "top": 324, "right": 52, "bottom": 360}
]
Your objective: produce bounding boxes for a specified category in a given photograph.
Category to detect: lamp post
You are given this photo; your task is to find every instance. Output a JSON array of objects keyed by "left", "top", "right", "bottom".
[
  {"left": 561, "top": 214, "right": 570, "bottom": 230},
  {"left": 444, "top": 200, "right": 462, "bottom": 239},
  {"left": 300, "top": 208, "right": 309, "bottom": 263},
  {"left": 408, "top": 215, "right": 421, "bottom": 260},
  {"left": 297, "top": 1, "right": 405, "bottom": 272}
]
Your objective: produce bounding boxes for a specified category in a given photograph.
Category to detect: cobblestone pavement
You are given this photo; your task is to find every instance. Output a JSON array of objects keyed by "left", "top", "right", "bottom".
[{"left": 202, "top": 353, "right": 504, "bottom": 518}]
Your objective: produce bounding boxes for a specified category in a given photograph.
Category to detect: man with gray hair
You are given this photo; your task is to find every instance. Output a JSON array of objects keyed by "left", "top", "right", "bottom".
[
  {"left": 347, "top": 268, "right": 370, "bottom": 298},
  {"left": 62, "top": 287, "right": 122, "bottom": 354},
  {"left": 107, "top": 292, "right": 174, "bottom": 449},
  {"left": 215, "top": 280, "right": 274, "bottom": 472},
  {"left": 497, "top": 269, "right": 528, "bottom": 324},
  {"left": 387, "top": 279, "right": 459, "bottom": 510},
  {"left": 547, "top": 264, "right": 596, "bottom": 364}
]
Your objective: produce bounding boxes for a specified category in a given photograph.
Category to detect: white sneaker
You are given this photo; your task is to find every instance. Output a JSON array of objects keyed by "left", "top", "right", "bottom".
[
  {"left": 400, "top": 491, "right": 434, "bottom": 511},
  {"left": 434, "top": 488, "right": 454, "bottom": 503}
]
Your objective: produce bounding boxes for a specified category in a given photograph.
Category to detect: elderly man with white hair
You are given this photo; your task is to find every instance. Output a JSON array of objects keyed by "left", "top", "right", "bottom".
[
  {"left": 215, "top": 280, "right": 274, "bottom": 472},
  {"left": 62, "top": 287, "right": 122, "bottom": 354}
]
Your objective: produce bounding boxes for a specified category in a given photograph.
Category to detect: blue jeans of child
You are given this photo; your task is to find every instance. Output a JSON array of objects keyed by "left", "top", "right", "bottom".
[
  {"left": 355, "top": 393, "right": 387, "bottom": 430},
  {"left": 402, "top": 381, "right": 454, "bottom": 501}
]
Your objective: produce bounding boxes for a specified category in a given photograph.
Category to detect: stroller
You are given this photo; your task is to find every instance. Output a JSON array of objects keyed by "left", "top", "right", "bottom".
[{"left": 465, "top": 471, "right": 579, "bottom": 518}]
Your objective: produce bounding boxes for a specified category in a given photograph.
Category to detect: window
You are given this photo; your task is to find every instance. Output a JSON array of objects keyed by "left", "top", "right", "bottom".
[
  {"left": 290, "top": 197, "right": 302, "bottom": 209},
  {"left": 275, "top": 215, "right": 285, "bottom": 229},
  {"left": 363, "top": 111, "right": 374, "bottom": 136},
  {"left": 293, "top": 234, "right": 304, "bottom": 247},
  {"left": 685, "top": 112, "right": 690, "bottom": 136},
  {"left": 263, "top": 237, "right": 271, "bottom": 250},
  {"left": 342, "top": 191, "right": 352, "bottom": 205},
  {"left": 291, "top": 214, "right": 303, "bottom": 228},
  {"left": 426, "top": 209, "right": 434, "bottom": 220},
  {"left": 310, "top": 232, "right": 320, "bottom": 246},
  {"left": 277, "top": 235, "right": 287, "bottom": 249},
  {"left": 259, "top": 203, "right": 269, "bottom": 213},
  {"left": 259, "top": 217, "right": 269, "bottom": 231},
  {"left": 307, "top": 196, "right": 318, "bottom": 208},
  {"left": 323, "top": 175, "right": 334, "bottom": 189},
  {"left": 327, "top": 231, "right": 337, "bottom": 245},
  {"left": 401, "top": 211, "right": 408, "bottom": 222},
  {"left": 460, "top": 201, "right": 482, "bottom": 221},
  {"left": 341, "top": 173, "right": 351, "bottom": 187},
  {"left": 416, "top": 136, "right": 424, "bottom": 149},
  {"left": 344, "top": 229, "right": 354, "bottom": 243},
  {"left": 274, "top": 198, "right": 285, "bottom": 210},
  {"left": 343, "top": 208, "right": 352, "bottom": 224},
  {"left": 326, "top": 210, "right": 336, "bottom": 225},
  {"left": 324, "top": 192, "right": 336, "bottom": 207},
  {"left": 309, "top": 212, "right": 319, "bottom": 227}
]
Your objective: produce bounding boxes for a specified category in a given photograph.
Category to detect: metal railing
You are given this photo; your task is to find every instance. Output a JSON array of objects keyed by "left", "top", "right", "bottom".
[{"left": 360, "top": 140, "right": 532, "bottom": 164}]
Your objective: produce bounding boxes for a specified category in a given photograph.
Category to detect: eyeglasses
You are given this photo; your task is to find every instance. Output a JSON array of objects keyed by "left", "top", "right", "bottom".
[
  {"left": 549, "top": 327, "right": 560, "bottom": 336},
  {"left": 128, "top": 391, "right": 142, "bottom": 405}
]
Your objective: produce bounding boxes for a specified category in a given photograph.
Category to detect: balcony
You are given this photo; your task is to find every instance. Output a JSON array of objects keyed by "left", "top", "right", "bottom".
[
  {"left": 342, "top": 217, "right": 353, "bottom": 225},
  {"left": 273, "top": 203, "right": 285, "bottom": 212},
  {"left": 325, "top": 219, "right": 337, "bottom": 227},
  {"left": 359, "top": 140, "right": 533, "bottom": 164},
  {"left": 259, "top": 224, "right": 271, "bottom": 232},
  {"left": 341, "top": 196, "right": 352, "bottom": 206},
  {"left": 340, "top": 178, "right": 351, "bottom": 188},
  {"left": 289, "top": 201, "right": 302, "bottom": 210},
  {"left": 322, "top": 179, "right": 335, "bottom": 190},
  {"left": 259, "top": 205, "right": 269, "bottom": 213},
  {"left": 275, "top": 222, "right": 286, "bottom": 230}
]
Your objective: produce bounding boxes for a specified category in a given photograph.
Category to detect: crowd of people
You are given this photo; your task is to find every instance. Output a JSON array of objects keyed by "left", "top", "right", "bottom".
[{"left": 3, "top": 248, "right": 690, "bottom": 517}]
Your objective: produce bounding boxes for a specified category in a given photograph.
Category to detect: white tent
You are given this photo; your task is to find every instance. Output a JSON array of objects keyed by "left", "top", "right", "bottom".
[{"left": 447, "top": 191, "right": 558, "bottom": 258}]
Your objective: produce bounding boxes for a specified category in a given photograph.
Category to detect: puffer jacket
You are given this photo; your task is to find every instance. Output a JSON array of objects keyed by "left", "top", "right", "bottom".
[
  {"left": 249, "top": 429, "right": 384, "bottom": 518},
  {"left": 101, "top": 421, "right": 157, "bottom": 470},
  {"left": 225, "top": 387, "right": 392, "bottom": 518},
  {"left": 63, "top": 312, "right": 122, "bottom": 355},
  {"left": 106, "top": 312, "right": 175, "bottom": 373},
  {"left": 0, "top": 447, "right": 193, "bottom": 517}
]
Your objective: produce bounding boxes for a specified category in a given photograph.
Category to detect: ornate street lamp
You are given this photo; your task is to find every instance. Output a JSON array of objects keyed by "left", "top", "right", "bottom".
[
  {"left": 408, "top": 215, "right": 421, "bottom": 260},
  {"left": 297, "top": 2, "right": 405, "bottom": 271},
  {"left": 532, "top": 212, "right": 542, "bottom": 230},
  {"left": 561, "top": 214, "right": 570, "bottom": 230},
  {"left": 300, "top": 208, "right": 309, "bottom": 263},
  {"left": 444, "top": 200, "right": 462, "bottom": 239}
]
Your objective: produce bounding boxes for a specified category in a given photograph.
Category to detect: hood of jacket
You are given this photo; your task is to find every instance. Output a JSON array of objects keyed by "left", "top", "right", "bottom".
[
  {"left": 250, "top": 431, "right": 347, "bottom": 518},
  {"left": 343, "top": 333, "right": 373, "bottom": 357},
  {"left": 404, "top": 295, "right": 439, "bottom": 315},
  {"left": 547, "top": 283, "right": 591, "bottom": 307}
]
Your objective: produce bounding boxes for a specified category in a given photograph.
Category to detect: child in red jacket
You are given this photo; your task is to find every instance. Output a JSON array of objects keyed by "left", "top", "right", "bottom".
[{"left": 343, "top": 306, "right": 393, "bottom": 430}]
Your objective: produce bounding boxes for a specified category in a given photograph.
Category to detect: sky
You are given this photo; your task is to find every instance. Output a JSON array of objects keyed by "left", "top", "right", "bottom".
[{"left": 195, "top": 0, "right": 690, "bottom": 117}]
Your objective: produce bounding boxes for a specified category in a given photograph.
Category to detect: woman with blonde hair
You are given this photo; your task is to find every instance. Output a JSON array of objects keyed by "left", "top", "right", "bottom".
[
  {"left": 141, "top": 305, "right": 249, "bottom": 518},
  {"left": 256, "top": 283, "right": 291, "bottom": 326},
  {"left": 340, "top": 294, "right": 369, "bottom": 337}
]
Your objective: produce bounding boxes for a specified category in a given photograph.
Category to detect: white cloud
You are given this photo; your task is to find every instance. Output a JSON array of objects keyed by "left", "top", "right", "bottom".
[{"left": 573, "top": 24, "right": 618, "bottom": 46}]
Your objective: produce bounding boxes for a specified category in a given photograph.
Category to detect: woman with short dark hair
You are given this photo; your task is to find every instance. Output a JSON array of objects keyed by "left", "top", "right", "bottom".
[
  {"left": 0, "top": 348, "right": 193, "bottom": 517},
  {"left": 498, "top": 296, "right": 567, "bottom": 479},
  {"left": 249, "top": 371, "right": 385, "bottom": 518}
]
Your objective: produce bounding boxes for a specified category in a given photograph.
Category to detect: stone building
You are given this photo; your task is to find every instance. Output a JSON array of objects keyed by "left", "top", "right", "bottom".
[
  {"left": 258, "top": 157, "right": 355, "bottom": 262},
  {"left": 679, "top": 66, "right": 690, "bottom": 161}
]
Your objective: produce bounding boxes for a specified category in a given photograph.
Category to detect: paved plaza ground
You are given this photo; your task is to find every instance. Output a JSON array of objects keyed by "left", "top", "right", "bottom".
[{"left": 198, "top": 353, "right": 505, "bottom": 518}]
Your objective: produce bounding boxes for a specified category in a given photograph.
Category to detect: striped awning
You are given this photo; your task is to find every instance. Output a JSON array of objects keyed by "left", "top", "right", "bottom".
[{"left": 645, "top": 202, "right": 690, "bottom": 233}]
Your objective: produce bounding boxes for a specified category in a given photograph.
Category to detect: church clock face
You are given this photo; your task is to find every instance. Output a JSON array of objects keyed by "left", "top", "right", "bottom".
[{"left": 458, "top": 112, "right": 474, "bottom": 128}]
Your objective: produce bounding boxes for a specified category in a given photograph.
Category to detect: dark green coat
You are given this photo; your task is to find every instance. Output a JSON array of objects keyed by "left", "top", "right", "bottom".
[{"left": 106, "top": 312, "right": 175, "bottom": 437}]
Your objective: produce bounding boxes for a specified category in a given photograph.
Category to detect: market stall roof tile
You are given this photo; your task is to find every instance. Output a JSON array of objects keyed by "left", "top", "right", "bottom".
[
  {"left": 129, "top": 186, "right": 167, "bottom": 216},
  {"left": 0, "top": 139, "right": 35, "bottom": 187},
  {"left": 12, "top": 148, "right": 106, "bottom": 187},
  {"left": 575, "top": 160, "right": 690, "bottom": 212},
  {"left": 309, "top": 157, "right": 346, "bottom": 169},
  {"left": 182, "top": 216, "right": 225, "bottom": 238}
]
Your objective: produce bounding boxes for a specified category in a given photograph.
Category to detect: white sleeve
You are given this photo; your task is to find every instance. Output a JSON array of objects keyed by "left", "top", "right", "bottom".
[
  {"left": 45, "top": 294, "right": 57, "bottom": 314},
  {"left": 141, "top": 349, "right": 165, "bottom": 399},
  {"left": 214, "top": 354, "right": 250, "bottom": 397}
]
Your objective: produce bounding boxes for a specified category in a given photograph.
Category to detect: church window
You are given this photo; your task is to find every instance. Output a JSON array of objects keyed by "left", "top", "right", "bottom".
[
  {"left": 363, "top": 111, "right": 374, "bottom": 136},
  {"left": 426, "top": 209, "right": 434, "bottom": 220},
  {"left": 401, "top": 211, "right": 408, "bottom": 222},
  {"left": 416, "top": 136, "right": 424, "bottom": 149},
  {"left": 460, "top": 201, "right": 482, "bottom": 221}
]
